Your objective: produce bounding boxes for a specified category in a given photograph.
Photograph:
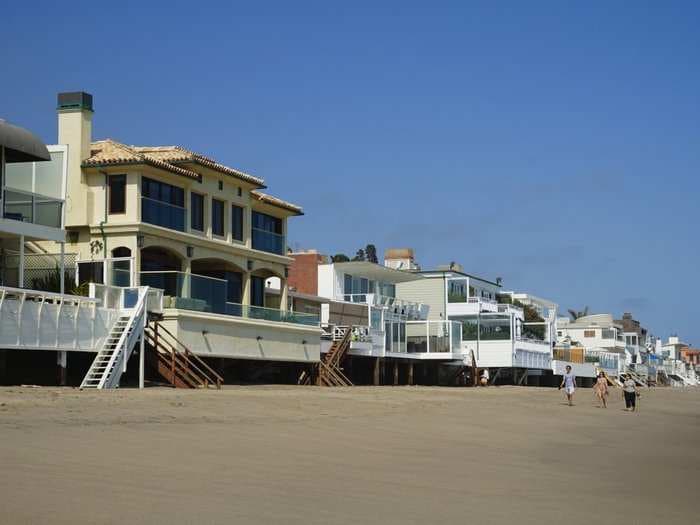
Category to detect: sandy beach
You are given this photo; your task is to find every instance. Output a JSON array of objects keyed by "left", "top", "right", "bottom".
[{"left": 1, "top": 385, "right": 698, "bottom": 525}]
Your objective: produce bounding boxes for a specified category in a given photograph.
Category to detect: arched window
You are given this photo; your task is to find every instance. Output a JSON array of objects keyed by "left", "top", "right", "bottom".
[{"left": 112, "top": 246, "right": 131, "bottom": 258}]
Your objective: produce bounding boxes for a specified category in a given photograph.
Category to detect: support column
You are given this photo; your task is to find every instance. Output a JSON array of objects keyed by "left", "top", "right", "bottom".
[
  {"left": 182, "top": 258, "right": 192, "bottom": 298},
  {"left": 138, "top": 331, "right": 145, "bottom": 389},
  {"left": 18, "top": 235, "right": 24, "bottom": 288},
  {"left": 0, "top": 350, "right": 7, "bottom": 385},
  {"left": 242, "top": 271, "right": 251, "bottom": 305},
  {"left": 279, "top": 277, "right": 288, "bottom": 311},
  {"left": 57, "top": 351, "right": 67, "bottom": 386},
  {"left": 373, "top": 358, "right": 382, "bottom": 386},
  {"left": 408, "top": 361, "right": 414, "bottom": 386},
  {"left": 59, "top": 242, "right": 65, "bottom": 294},
  {"left": 393, "top": 360, "right": 399, "bottom": 386}
]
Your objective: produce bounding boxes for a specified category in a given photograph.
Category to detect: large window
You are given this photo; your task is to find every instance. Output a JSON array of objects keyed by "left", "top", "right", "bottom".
[
  {"left": 450, "top": 315, "right": 511, "bottom": 341},
  {"left": 602, "top": 329, "right": 615, "bottom": 340},
  {"left": 252, "top": 211, "right": 284, "bottom": 254},
  {"left": 250, "top": 275, "right": 265, "bottom": 307},
  {"left": 108, "top": 174, "right": 126, "bottom": 214},
  {"left": 190, "top": 192, "right": 204, "bottom": 232},
  {"left": 452, "top": 315, "right": 478, "bottom": 340},
  {"left": 448, "top": 279, "right": 468, "bottom": 303},
  {"left": 212, "top": 199, "right": 224, "bottom": 237},
  {"left": 141, "top": 177, "right": 185, "bottom": 231},
  {"left": 231, "top": 204, "right": 243, "bottom": 241},
  {"left": 584, "top": 330, "right": 596, "bottom": 338},
  {"left": 479, "top": 315, "right": 511, "bottom": 340},
  {"left": 343, "top": 273, "right": 395, "bottom": 301}
]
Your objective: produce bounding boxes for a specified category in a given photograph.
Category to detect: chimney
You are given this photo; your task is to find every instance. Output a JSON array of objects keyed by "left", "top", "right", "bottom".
[{"left": 57, "top": 91, "right": 93, "bottom": 226}]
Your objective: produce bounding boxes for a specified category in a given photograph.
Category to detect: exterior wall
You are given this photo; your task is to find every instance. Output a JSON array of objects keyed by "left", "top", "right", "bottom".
[
  {"left": 58, "top": 108, "right": 92, "bottom": 227},
  {"left": 288, "top": 252, "right": 325, "bottom": 295},
  {"left": 460, "top": 339, "right": 551, "bottom": 369},
  {"left": 328, "top": 301, "right": 368, "bottom": 326},
  {"left": 396, "top": 277, "right": 445, "bottom": 321},
  {"left": 552, "top": 360, "right": 597, "bottom": 377},
  {"left": 559, "top": 326, "right": 625, "bottom": 352},
  {"left": 317, "top": 264, "right": 341, "bottom": 300},
  {"left": 160, "top": 309, "right": 320, "bottom": 362}
]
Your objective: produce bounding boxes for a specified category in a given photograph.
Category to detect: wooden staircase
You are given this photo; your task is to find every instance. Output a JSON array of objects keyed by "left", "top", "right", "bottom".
[
  {"left": 299, "top": 325, "right": 353, "bottom": 386},
  {"left": 144, "top": 321, "right": 223, "bottom": 389}
]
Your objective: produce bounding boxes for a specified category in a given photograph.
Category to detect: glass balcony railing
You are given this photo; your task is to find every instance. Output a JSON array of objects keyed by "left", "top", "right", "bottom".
[
  {"left": 225, "top": 302, "right": 319, "bottom": 326},
  {"left": 251, "top": 228, "right": 285, "bottom": 255},
  {"left": 140, "top": 271, "right": 318, "bottom": 326},
  {"left": 2, "top": 188, "right": 63, "bottom": 228},
  {"left": 141, "top": 197, "right": 185, "bottom": 232}
]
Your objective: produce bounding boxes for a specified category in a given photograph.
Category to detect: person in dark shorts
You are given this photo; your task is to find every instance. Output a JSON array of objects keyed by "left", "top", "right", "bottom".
[{"left": 622, "top": 375, "right": 640, "bottom": 411}]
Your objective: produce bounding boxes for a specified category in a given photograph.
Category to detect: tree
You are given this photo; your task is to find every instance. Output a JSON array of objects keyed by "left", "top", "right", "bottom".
[
  {"left": 352, "top": 249, "right": 366, "bottom": 262},
  {"left": 331, "top": 253, "right": 350, "bottom": 263},
  {"left": 567, "top": 306, "right": 589, "bottom": 321},
  {"left": 365, "top": 244, "right": 378, "bottom": 264}
]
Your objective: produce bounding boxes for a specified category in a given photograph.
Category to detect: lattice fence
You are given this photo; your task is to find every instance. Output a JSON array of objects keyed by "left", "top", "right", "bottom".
[{"left": 0, "top": 249, "right": 77, "bottom": 291}]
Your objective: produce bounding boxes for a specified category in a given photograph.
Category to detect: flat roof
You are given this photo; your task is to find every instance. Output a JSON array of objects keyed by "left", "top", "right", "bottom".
[
  {"left": 0, "top": 120, "right": 51, "bottom": 163},
  {"left": 327, "top": 261, "right": 424, "bottom": 283},
  {"left": 417, "top": 269, "right": 501, "bottom": 287}
]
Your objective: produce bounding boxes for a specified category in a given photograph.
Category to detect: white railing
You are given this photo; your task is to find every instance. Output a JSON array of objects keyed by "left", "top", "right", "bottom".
[
  {"left": 343, "top": 293, "right": 426, "bottom": 320},
  {"left": 83, "top": 285, "right": 149, "bottom": 389},
  {"left": 0, "top": 285, "right": 116, "bottom": 351},
  {"left": 513, "top": 349, "right": 551, "bottom": 369},
  {"left": 101, "top": 288, "right": 148, "bottom": 389},
  {"left": 468, "top": 296, "right": 497, "bottom": 305}
]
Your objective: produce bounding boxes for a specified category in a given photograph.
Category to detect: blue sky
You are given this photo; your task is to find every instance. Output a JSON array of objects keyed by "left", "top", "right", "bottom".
[{"left": 3, "top": 1, "right": 699, "bottom": 344}]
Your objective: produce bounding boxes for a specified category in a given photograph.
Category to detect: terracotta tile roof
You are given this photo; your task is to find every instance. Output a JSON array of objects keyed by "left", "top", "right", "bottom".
[
  {"left": 84, "top": 141, "right": 300, "bottom": 213},
  {"left": 132, "top": 146, "right": 265, "bottom": 187},
  {"left": 251, "top": 191, "right": 304, "bottom": 215},
  {"left": 83, "top": 140, "right": 201, "bottom": 180},
  {"left": 83, "top": 141, "right": 266, "bottom": 187}
]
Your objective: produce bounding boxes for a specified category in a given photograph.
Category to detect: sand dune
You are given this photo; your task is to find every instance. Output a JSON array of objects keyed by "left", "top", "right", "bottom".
[{"left": 1, "top": 385, "right": 698, "bottom": 524}]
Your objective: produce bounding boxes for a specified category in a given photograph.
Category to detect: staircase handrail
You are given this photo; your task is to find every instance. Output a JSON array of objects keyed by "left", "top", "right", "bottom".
[
  {"left": 146, "top": 322, "right": 223, "bottom": 386},
  {"left": 325, "top": 326, "right": 353, "bottom": 368},
  {"left": 144, "top": 328, "right": 220, "bottom": 388},
  {"left": 98, "top": 287, "right": 148, "bottom": 389}
]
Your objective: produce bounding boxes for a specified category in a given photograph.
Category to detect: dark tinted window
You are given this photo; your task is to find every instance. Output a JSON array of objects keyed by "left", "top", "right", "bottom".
[
  {"left": 190, "top": 193, "right": 204, "bottom": 231},
  {"left": 231, "top": 204, "right": 243, "bottom": 241},
  {"left": 252, "top": 211, "right": 282, "bottom": 233},
  {"left": 212, "top": 199, "right": 224, "bottom": 236},
  {"left": 141, "top": 177, "right": 185, "bottom": 231},
  {"left": 108, "top": 174, "right": 126, "bottom": 214},
  {"left": 251, "top": 275, "right": 265, "bottom": 307}
]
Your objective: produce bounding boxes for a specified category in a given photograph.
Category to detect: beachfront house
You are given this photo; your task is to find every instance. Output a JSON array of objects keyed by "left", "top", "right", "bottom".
[
  {"left": 280, "top": 251, "right": 464, "bottom": 385},
  {"left": 394, "top": 263, "right": 555, "bottom": 385},
  {"left": 0, "top": 118, "right": 130, "bottom": 386},
  {"left": 24, "top": 92, "right": 320, "bottom": 385},
  {"left": 556, "top": 313, "right": 626, "bottom": 377}
]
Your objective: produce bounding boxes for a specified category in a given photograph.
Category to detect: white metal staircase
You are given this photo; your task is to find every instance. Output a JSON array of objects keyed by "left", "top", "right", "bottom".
[{"left": 80, "top": 286, "right": 148, "bottom": 390}]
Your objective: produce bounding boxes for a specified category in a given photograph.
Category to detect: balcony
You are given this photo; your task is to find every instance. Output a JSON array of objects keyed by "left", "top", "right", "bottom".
[
  {"left": 140, "top": 270, "right": 318, "bottom": 327},
  {"left": 2, "top": 188, "right": 63, "bottom": 229},
  {"left": 251, "top": 228, "right": 285, "bottom": 255},
  {"left": 404, "top": 320, "right": 463, "bottom": 355},
  {"left": 141, "top": 196, "right": 185, "bottom": 232}
]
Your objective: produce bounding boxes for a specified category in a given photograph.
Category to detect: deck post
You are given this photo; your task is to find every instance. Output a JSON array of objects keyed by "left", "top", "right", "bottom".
[
  {"left": 373, "top": 358, "right": 382, "bottom": 386},
  {"left": 138, "top": 332, "right": 145, "bottom": 389},
  {"left": 59, "top": 242, "right": 65, "bottom": 294},
  {"left": 57, "top": 351, "right": 67, "bottom": 386},
  {"left": 407, "top": 362, "right": 414, "bottom": 385},
  {"left": 18, "top": 235, "right": 25, "bottom": 288},
  {"left": 0, "top": 349, "right": 6, "bottom": 384},
  {"left": 393, "top": 360, "right": 399, "bottom": 385}
]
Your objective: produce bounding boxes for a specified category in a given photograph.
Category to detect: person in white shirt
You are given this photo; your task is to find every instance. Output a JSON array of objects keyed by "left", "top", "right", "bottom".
[
  {"left": 558, "top": 365, "right": 576, "bottom": 406},
  {"left": 480, "top": 368, "right": 490, "bottom": 386},
  {"left": 622, "top": 375, "right": 640, "bottom": 412}
]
